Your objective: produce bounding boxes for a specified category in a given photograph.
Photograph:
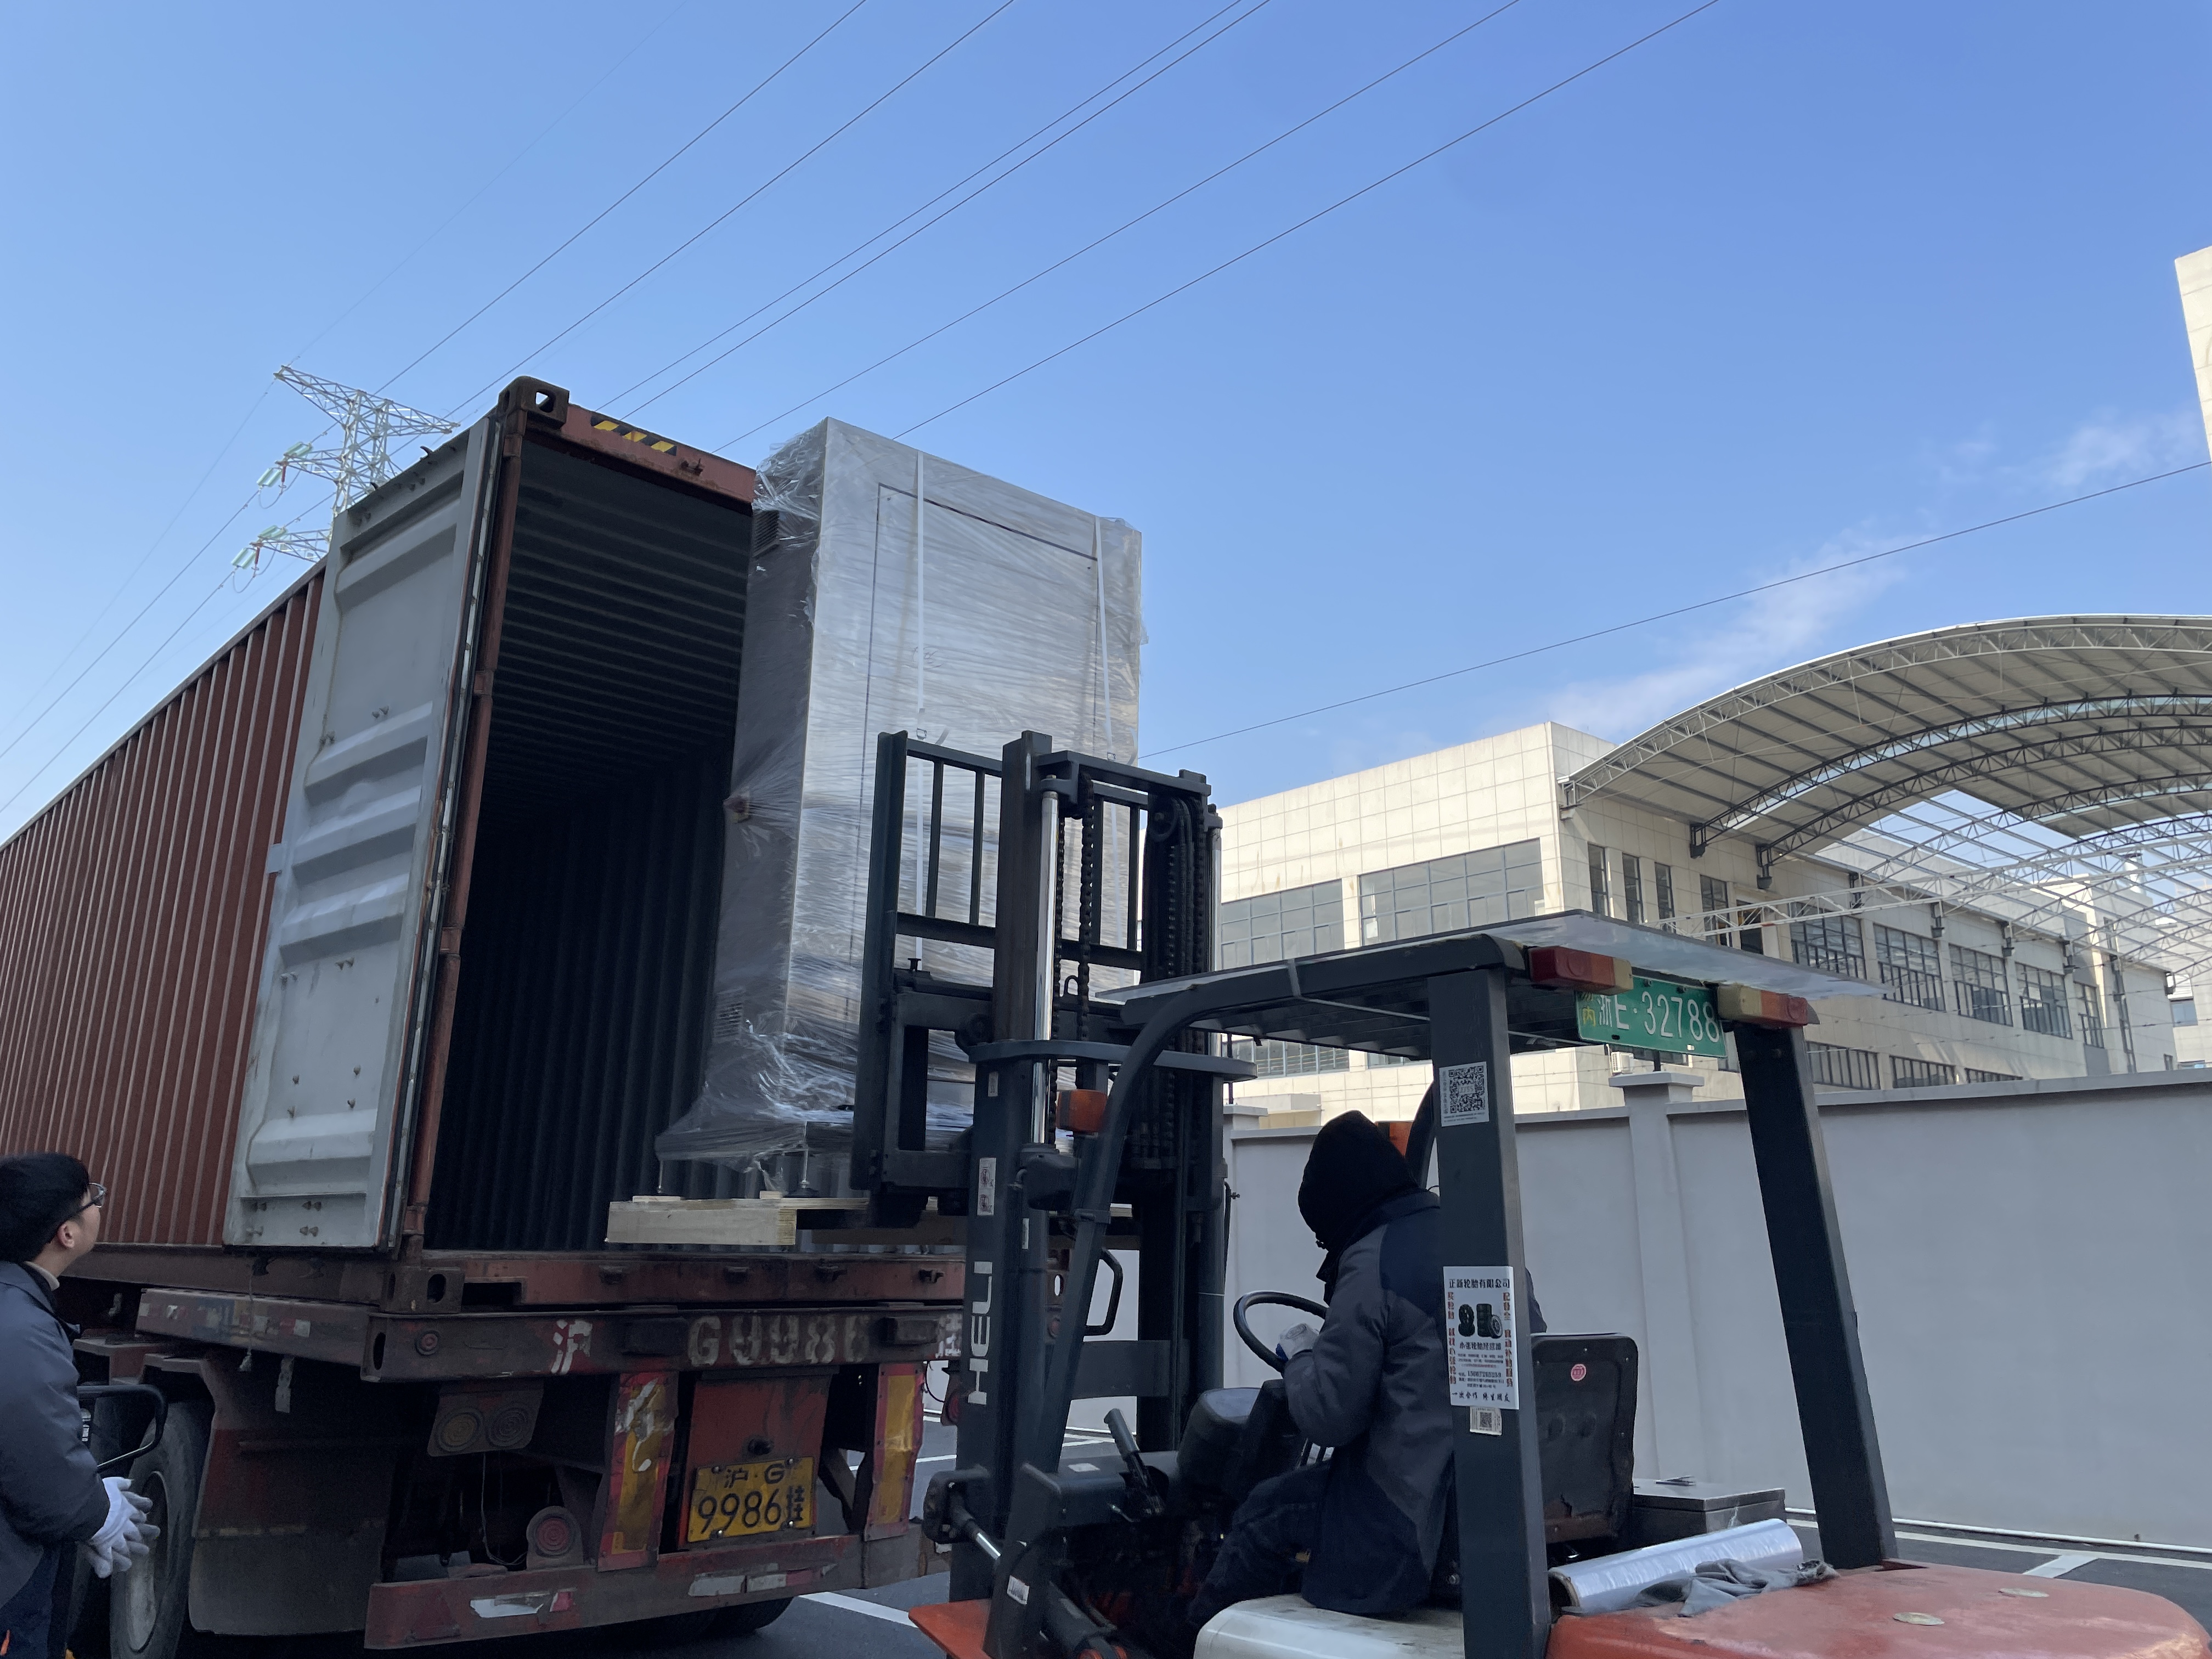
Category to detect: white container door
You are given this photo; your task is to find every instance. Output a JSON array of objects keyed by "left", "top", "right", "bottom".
[{"left": 225, "top": 420, "right": 500, "bottom": 1249}]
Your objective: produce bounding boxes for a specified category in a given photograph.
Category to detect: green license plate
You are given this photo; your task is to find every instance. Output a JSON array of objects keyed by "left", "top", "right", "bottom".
[{"left": 1575, "top": 977, "right": 1726, "bottom": 1057}]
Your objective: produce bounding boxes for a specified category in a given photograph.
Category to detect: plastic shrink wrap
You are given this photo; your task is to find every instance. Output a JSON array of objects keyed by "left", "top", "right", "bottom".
[{"left": 656, "top": 419, "right": 1141, "bottom": 1172}]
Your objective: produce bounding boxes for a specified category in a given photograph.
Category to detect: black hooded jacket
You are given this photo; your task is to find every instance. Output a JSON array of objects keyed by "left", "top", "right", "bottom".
[{"left": 1282, "top": 1112, "right": 1543, "bottom": 1616}]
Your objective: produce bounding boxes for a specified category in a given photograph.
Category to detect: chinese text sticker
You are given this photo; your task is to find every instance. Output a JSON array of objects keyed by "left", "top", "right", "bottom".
[{"left": 1443, "top": 1266, "right": 1517, "bottom": 1409}]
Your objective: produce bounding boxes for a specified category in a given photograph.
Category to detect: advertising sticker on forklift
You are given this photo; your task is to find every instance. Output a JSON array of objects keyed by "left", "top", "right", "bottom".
[
  {"left": 1438, "top": 1062, "right": 1489, "bottom": 1125},
  {"left": 1443, "top": 1267, "right": 1518, "bottom": 1409}
]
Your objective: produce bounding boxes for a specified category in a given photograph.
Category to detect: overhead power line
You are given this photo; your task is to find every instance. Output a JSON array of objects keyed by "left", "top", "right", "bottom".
[
  {"left": 707, "top": 0, "right": 1526, "bottom": 450},
  {"left": 616, "top": 0, "right": 1284, "bottom": 417},
  {"left": 1138, "top": 461, "right": 2212, "bottom": 762},
  {"left": 446, "top": 0, "right": 1022, "bottom": 415},
  {"left": 379, "top": 0, "right": 877, "bottom": 397},
  {"left": 0, "top": 573, "right": 241, "bottom": 817},
  {"left": 885, "top": 0, "right": 1726, "bottom": 442},
  {"left": 292, "top": 1, "right": 693, "bottom": 368},
  {"left": 0, "top": 382, "right": 275, "bottom": 752}
]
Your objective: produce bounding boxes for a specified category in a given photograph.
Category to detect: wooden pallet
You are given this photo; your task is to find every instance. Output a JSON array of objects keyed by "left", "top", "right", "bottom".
[{"left": 605, "top": 1194, "right": 870, "bottom": 1249}]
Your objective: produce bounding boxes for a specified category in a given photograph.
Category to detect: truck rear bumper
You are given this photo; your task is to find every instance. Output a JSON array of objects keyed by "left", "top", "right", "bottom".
[{"left": 364, "top": 1527, "right": 940, "bottom": 1647}]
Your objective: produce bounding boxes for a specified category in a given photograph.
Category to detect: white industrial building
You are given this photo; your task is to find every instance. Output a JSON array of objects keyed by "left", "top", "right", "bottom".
[{"left": 1217, "top": 619, "right": 2209, "bottom": 1122}]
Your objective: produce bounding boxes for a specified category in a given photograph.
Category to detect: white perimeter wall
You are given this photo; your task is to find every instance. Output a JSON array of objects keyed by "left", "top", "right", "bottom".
[{"left": 1222, "top": 1069, "right": 2212, "bottom": 1545}]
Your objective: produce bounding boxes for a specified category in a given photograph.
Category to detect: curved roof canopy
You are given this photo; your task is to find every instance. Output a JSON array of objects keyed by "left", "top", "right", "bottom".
[{"left": 1561, "top": 617, "right": 2212, "bottom": 875}]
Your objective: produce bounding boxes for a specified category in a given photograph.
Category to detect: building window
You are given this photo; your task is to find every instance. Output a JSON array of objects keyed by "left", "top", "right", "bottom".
[
  {"left": 1965, "top": 1067, "right": 2018, "bottom": 1084},
  {"left": 1218, "top": 880, "right": 1344, "bottom": 969},
  {"left": 2017, "top": 963, "right": 2072, "bottom": 1039},
  {"left": 1228, "top": 1039, "right": 1350, "bottom": 1079},
  {"left": 1808, "top": 1041, "right": 1879, "bottom": 1090},
  {"left": 1788, "top": 913, "right": 1866, "bottom": 980},
  {"left": 1358, "top": 840, "right": 1544, "bottom": 944},
  {"left": 1874, "top": 926, "right": 1944, "bottom": 1012},
  {"left": 1699, "top": 875, "right": 1729, "bottom": 943},
  {"left": 1892, "top": 1055, "right": 1956, "bottom": 1088},
  {"left": 1620, "top": 855, "right": 1646, "bottom": 925},
  {"left": 1654, "top": 862, "right": 1676, "bottom": 924},
  {"left": 1587, "top": 846, "right": 1611, "bottom": 917},
  {"left": 2174, "top": 998, "right": 2198, "bottom": 1027},
  {"left": 1366, "top": 1050, "right": 1421, "bottom": 1068},
  {"left": 2076, "top": 980, "right": 2106, "bottom": 1048},
  {"left": 1950, "top": 943, "right": 2012, "bottom": 1026}
]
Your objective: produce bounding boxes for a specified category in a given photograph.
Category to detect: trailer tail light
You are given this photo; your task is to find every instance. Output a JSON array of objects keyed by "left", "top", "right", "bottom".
[
  {"left": 1714, "top": 984, "right": 1818, "bottom": 1028},
  {"left": 1527, "top": 947, "right": 1633, "bottom": 993}
]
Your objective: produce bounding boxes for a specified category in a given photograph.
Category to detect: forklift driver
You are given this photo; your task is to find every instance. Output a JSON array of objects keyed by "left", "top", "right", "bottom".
[{"left": 1188, "top": 1110, "right": 1543, "bottom": 1628}]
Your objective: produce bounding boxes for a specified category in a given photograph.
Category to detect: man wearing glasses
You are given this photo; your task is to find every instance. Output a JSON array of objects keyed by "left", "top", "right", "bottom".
[{"left": 1, "top": 1154, "right": 157, "bottom": 1657}]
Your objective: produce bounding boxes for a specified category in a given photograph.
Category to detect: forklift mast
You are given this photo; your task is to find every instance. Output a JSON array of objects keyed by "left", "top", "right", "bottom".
[{"left": 849, "top": 731, "right": 1245, "bottom": 1604}]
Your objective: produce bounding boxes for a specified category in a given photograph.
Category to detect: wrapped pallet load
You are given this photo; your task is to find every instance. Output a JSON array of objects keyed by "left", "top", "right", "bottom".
[{"left": 655, "top": 419, "right": 1142, "bottom": 1180}]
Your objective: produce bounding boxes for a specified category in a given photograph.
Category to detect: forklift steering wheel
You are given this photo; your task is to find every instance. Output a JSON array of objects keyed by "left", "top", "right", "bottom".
[{"left": 1234, "top": 1291, "right": 1328, "bottom": 1371}]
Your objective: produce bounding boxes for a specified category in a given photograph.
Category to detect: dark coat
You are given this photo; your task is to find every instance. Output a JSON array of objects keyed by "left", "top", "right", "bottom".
[
  {"left": 1280, "top": 1193, "right": 1544, "bottom": 1617},
  {"left": 0, "top": 1262, "right": 108, "bottom": 1604}
]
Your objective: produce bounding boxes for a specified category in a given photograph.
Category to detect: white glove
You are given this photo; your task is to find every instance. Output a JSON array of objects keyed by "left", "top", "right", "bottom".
[
  {"left": 88, "top": 1477, "right": 158, "bottom": 1578},
  {"left": 1274, "top": 1322, "right": 1321, "bottom": 1365}
]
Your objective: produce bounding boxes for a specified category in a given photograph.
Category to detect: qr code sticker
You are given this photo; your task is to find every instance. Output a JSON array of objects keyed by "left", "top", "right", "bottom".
[
  {"left": 1440, "top": 1061, "right": 1489, "bottom": 1125},
  {"left": 1471, "top": 1407, "right": 1502, "bottom": 1435}
]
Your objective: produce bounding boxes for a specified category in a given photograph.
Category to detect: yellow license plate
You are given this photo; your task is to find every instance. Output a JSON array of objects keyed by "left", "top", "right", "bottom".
[{"left": 687, "top": 1457, "right": 813, "bottom": 1543}]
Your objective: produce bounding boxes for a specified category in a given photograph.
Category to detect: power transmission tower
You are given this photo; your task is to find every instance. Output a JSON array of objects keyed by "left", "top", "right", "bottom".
[
  {"left": 238, "top": 368, "right": 458, "bottom": 573},
  {"left": 266, "top": 366, "right": 458, "bottom": 510}
]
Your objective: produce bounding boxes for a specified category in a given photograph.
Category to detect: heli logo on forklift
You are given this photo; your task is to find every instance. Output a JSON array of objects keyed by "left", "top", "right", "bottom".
[
  {"left": 968, "top": 1260, "right": 994, "bottom": 1406},
  {"left": 1443, "top": 1268, "right": 1519, "bottom": 1409}
]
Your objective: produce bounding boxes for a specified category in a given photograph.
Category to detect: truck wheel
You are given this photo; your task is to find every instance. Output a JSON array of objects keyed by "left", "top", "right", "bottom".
[
  {"left": 108, "top": 1398, "right": 213, "bottom": 1659},
  {"left": 712, "top": 1598, "right": 792, "bottom": 1635},
  {"left": 628, "top": 1607, "right": 723, "bottom": 1645}
]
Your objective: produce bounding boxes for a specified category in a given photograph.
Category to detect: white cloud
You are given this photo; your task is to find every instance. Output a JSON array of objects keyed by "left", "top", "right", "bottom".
[
  {"left": 2037, "top": 410, "right": 2200, "bottom": 492},
  {"left": 1541, "top": 536, "right": 1905, "bottom": 743}
]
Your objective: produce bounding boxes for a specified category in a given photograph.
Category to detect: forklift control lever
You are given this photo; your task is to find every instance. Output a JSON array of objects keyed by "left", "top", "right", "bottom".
[{"left": 1103, "top": 1409, "right": 1163, "bottom": 1521}]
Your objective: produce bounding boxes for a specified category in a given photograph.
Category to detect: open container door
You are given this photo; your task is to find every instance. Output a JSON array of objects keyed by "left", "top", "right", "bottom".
[{"left": 225, "top": 411, "right": 505, "bottom": 1249}]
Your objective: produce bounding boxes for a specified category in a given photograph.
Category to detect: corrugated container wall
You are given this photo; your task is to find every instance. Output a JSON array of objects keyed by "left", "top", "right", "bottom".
[{"left": 0, "top": 574, "right": 321, "bottom": 1245}]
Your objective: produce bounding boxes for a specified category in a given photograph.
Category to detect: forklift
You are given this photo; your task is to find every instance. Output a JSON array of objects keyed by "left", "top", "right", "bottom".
[{"left": 847, "top": 730, "right": 2206, "bottom": 1659}]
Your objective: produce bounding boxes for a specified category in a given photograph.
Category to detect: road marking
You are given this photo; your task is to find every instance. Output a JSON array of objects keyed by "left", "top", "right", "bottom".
[
  {"left": 803, "top": 1592, "right": 917, "bottom": 1626},
  {"left": 917, "top": 1434, "right": 1114, "bottom": 1469},
  {"left": 2023, "top": 1553, "right": 2100, "bottom": 1579}
]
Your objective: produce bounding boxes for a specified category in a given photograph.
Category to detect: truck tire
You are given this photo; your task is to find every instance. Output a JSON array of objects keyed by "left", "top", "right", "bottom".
[
  {"left": 108, "top": 1399, "right": 213, "bottom": 1659},
  {"left": 625, "top": 1596, "right": 791, "bottom": 1646},
  {"left": 712, "top": 1597, "right": 792, "bottom": 1635}
]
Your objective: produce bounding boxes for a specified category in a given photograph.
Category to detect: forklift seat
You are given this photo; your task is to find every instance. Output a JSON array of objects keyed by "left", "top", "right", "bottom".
[
  {"left": 1178, "top": 1333, "right": 1637, "bottom": 1555},
  {"left": 1177, "top": 1379, "right": 1305, "bottom": 1506},
  {"left": 1430, "top": 1334, "right": 1640, "bottom": 1603}
]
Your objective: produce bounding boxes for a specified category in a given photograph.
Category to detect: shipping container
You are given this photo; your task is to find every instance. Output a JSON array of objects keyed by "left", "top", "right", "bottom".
[
  {"left": 0, "top": 569, "right": 321, "bottom": 1246},
  {"left": 3, "top": 380, "right": 765, "bottom": 1256},
  {"left": 7, "top": 380, "right": 1103, "bottom": 1649}
]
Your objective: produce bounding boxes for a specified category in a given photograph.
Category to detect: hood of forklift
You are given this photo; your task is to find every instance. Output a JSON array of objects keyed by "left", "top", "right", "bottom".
[{"left": 1193, "top": 1567, "right": 2208, "bottom": 1659}]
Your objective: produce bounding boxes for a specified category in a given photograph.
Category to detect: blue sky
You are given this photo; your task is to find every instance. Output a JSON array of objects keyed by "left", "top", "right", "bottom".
[{"left": 3, "top": 0, "right": 2207, "bottom": 836}]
